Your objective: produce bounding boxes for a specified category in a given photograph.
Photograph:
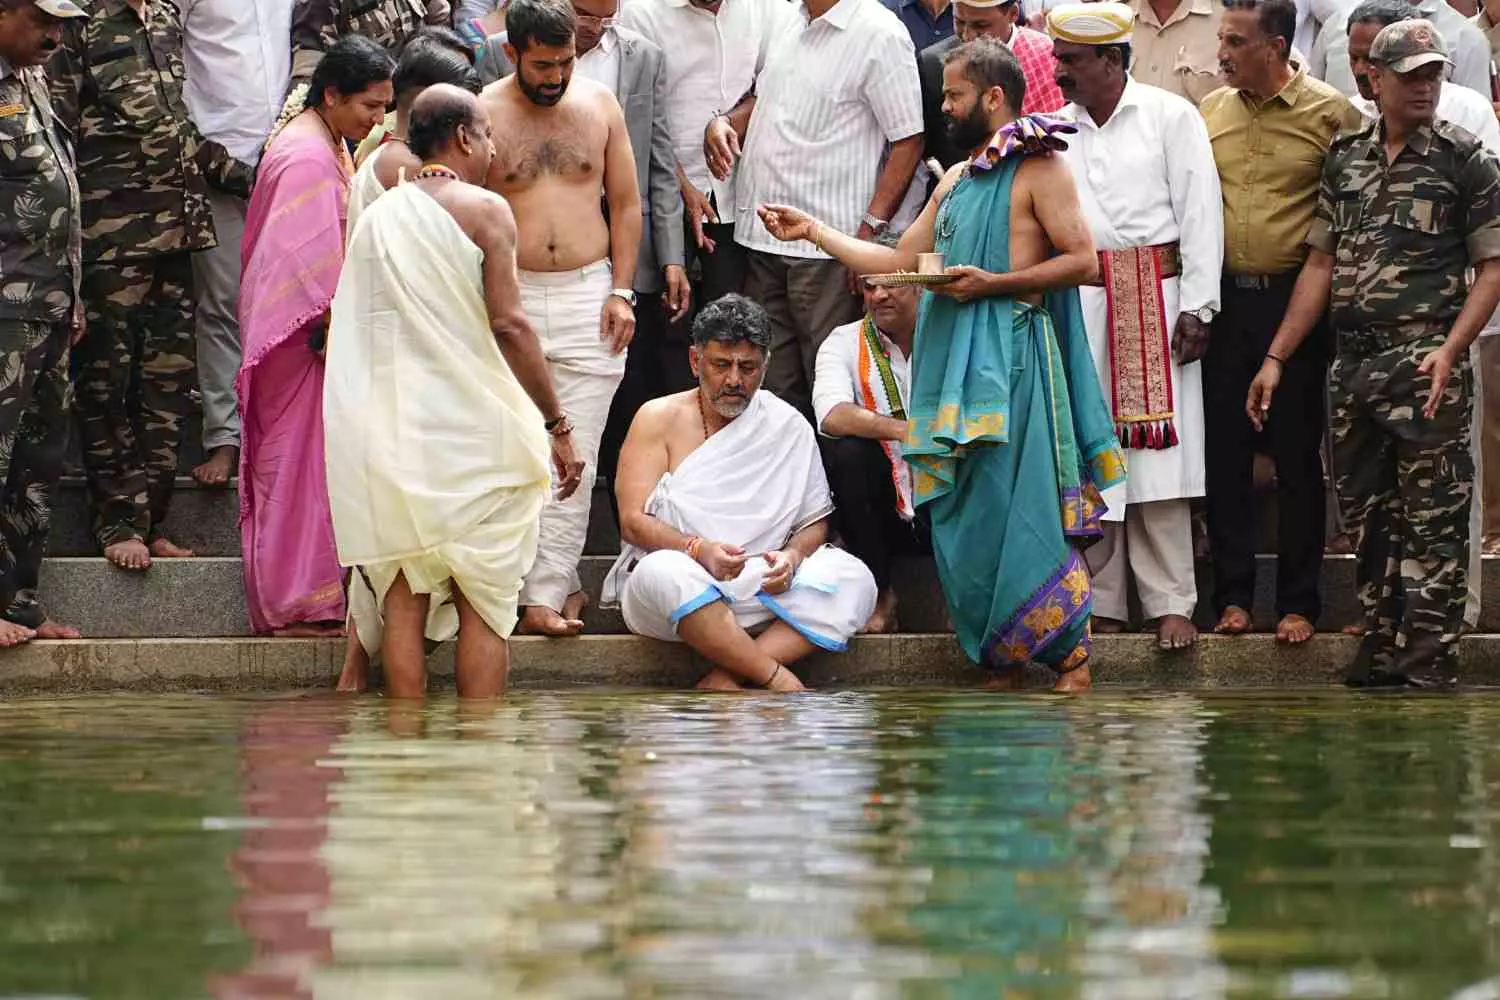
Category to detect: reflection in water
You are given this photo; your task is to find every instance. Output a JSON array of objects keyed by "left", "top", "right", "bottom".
[{"left": 10, "top": 693, "right": 1500, "bottom": 998}]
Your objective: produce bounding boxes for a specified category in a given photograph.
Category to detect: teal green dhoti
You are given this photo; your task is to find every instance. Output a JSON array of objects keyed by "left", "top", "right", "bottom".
[{"left": 906, "top": 156, "right": 1125, "bottom": 672}]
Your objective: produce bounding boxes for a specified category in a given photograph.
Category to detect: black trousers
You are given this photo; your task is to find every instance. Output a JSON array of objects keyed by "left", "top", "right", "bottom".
[
  {"left": 691, "top": 219, "right": 748, "bottom": 306},
  {"left": 821, "top": 436, "right": 929, "bottom": 592},
  {"left": 1203, "top": 273, "right": 1329, "bottom": 621}
]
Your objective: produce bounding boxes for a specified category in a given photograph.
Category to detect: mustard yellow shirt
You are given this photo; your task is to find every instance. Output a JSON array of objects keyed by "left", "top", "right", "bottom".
[{"left": 1200, "top": 68, "right": 1363, "bottom": 276}]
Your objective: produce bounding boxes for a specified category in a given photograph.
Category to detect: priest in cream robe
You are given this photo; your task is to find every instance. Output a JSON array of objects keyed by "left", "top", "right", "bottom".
[
  {"left": 1048, "top": 3, "right": 1224, "bottom": 650},
  {"left": 602, "top": 295, "right": 878, "bottom": 692},
  {"left": 325, "top": 85, "right": 583, "bottom": 698}
]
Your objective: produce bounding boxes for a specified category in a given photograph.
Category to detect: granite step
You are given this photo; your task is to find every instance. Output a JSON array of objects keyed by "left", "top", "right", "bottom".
[
  {"left": 5, "top": 632, "right": 1500, "bottom": 695},
  {"left": 31, "top": 553, "right": 1500, "bottom": 639}
]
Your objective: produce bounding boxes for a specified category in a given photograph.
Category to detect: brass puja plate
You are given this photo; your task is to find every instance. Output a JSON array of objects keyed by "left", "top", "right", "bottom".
[{"left": 863, "top": 272, "right": 956, "bottom": 288}]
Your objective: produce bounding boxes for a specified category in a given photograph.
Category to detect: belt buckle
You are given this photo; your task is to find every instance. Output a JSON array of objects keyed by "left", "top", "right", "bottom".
[{"left": 1233, "top": 274, "right": 1265, "bottom": 290}]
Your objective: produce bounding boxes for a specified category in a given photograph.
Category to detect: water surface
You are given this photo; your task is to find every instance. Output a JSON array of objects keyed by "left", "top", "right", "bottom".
[{"left": 2, "top": 691, "right": 1499, "bottom": 999}]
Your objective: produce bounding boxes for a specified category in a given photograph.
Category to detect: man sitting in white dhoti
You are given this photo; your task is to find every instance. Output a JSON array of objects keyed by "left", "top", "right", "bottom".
[
  {"left": 604, "top": 295, "right": 879, "bottom": 692},
  {"left": 325, "top": 85, "right": 584, "bottom": 698}
]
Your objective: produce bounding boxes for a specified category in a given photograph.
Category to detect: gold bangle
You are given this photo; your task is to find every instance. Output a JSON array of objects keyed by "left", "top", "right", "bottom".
[{"left": 813, "top": 222, "right": 824, "bottom": 252}]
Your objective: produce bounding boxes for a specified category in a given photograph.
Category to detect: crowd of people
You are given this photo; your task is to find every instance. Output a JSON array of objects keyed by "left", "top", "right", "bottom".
[{"left": 0, "top": 0, "right": 1495, "bottom": 696}]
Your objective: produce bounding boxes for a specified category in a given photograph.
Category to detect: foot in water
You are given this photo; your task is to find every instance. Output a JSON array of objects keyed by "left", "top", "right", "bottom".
[
  {"left": 0, "top": 619, "right": 35, "bottom": 646},
  {"left": 517, "top": 604, "right": 584, "bottom": 637},
  {"left": 1276, "top": 613, "right": 1315, "bottom": 644},
  {"left": 105, "top": 538, "right": 151, "bottom": 571},
  {"left": 696, "top": 668, "right": 743, "bottom": 691},
  {"left": 1156, "top": 615, "right": 1198, "bottom": 650},
  {"left": 192, "top": 445, "right": 238, "bottom": 487},
  {"left": 337, "top": 631, "right": 369, "bottom": 692},
  {"left": 32, "top": 620, "right": 81, "bottom": 639},
  {"left": 1213, "top": 606, "right": 1251, "bottom": 635},
  {"left": 1052, "top": 664, "right": 1093, "bottom": 693},
  {"left": 984, "top": 667, "right": 1027, "bottom": 691},
  {"left": 149, "top": 537, "right": 196, "bottom": 559}
]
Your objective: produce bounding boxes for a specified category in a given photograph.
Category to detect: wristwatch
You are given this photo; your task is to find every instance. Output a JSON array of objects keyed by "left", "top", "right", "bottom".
[
  {"left": 861, "top": 213, "right": 890, "bottom": 235},
  {"left": 1192, "top": 306, "right": 1216, "bottom": 323},
  {"left": 610, "top": 288, "right": 638, "bottom": 307}
]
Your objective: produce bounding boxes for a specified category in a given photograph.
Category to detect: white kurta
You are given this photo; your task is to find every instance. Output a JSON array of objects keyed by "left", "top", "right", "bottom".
[{"left": 1058, "top": 79, "right": 1223, "bottom": 520}]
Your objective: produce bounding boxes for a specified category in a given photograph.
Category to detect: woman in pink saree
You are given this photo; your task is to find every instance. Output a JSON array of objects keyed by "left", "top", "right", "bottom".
[{"left": 238, "top": 37, "right": 395, "bottom": 636}]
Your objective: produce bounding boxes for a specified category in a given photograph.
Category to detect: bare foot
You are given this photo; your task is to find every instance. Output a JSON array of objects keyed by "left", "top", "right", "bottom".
[
  {"left": 1276, "top": 613, "right": 1315, "bottom": 644},
  {"left": 1092, "top": 616, "right": 1128, "bottom": 634},
  {"left": 762, "top": 663, "right": 806, "bottom": 692},
  {"left": 1053, "top": 663, "right": 1093, "bottom": 693},
  {"left": 149, "top": 537, "right": 196, "bottom": 559},
  {"left": 1213, "top": 606, "right": 1252, "bottom": 635},
  {"left": 1155, "top": 615, "right": 1198, "bottom": 650},
  {"left": 1342, "top": 622, "right": 1366, "bottom": 636},
  {"left": 192, "top": 445, "right": 238, "bottom": 488},
  {"left": 272, "top": 621, "right": 345, "bottom": 638},
  {"left": 696, "top": 668, "right": 743, "bottom": 691},
  {"left": 1325, "top": 533, "right": 1356, "bottom": 555},
  {"left": 517, "top": 605, "right": 584, "bottom": 637},
  {"left": 1485, "top": 534, "right": 1500, "bottom": 556},
  {"left": 0, "top": 619, "right": 35, "bottom": 646},
  {"left": 337, "top": 632, "right": 369, "bottom": 693},
  {"left": 984, "top": 667, "right": 1026, "bottom": 691},
  {"left": 104, "top": 538, "right": 151, "bottom": 571},
  {"left": 562, "top": 589, "right": 590, "bottom": 623},
  {"left": 32, "top": 620, "right": 80, "bottom": 639}
]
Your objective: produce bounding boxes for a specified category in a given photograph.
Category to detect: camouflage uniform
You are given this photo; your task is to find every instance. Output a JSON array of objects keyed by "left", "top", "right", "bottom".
[
  {"left": 290, "top": 0, "right": 452, "bottom": 81},
  {"left": 1307, "top": 114, "right": 1500, "bottom": 684},
  {"left": 49, "top": 0, "right": 253, "bottom": 550},
  {"left": 0, "top": 59, "right": 81, "bottom": 627}
]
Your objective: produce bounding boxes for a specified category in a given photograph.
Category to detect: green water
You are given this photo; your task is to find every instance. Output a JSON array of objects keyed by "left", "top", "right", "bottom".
[{"left": 2, "top": 692, "right": 1500, "bottom": 999}]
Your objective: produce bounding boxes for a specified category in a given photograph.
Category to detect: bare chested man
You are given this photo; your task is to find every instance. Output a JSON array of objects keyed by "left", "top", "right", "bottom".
[
  {"left": 758, "top": 39, "right": 1124, "bottom": 693},
  {"left": 479, "top": 0, "right": 642, "bottom": 637}
]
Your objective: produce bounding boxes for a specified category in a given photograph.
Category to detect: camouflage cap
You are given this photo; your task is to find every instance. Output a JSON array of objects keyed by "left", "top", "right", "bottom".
[
  {"left": 1370, "top": 18, "right": 1451, "bottom": 74},
  {"left": 33, "top": 0, "right": 88, "bottom": 17}
]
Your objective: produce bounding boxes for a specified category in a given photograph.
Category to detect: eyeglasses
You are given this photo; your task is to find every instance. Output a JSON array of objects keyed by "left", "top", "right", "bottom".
[{"left": 575, "top": 13, "right": 616, "bottom": 27}]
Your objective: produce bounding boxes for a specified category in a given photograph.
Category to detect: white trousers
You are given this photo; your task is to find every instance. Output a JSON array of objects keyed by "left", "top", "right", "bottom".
[
  {"left": 517, "top": 260, "right": 625, "bottom": 612},
  {"left": 620, "top": 547, "right": 878, "bottom": 651},
  {"left": 190, "top": 189, "right": 246, "bottom": 451},
  {"left": 1087, "top": 498, "right": 1198, "bottom": 621}
]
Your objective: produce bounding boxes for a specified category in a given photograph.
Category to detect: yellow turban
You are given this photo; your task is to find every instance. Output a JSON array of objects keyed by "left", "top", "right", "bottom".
[{"left": 1046, "top": 2, "right": 1135, "bottom": 45}]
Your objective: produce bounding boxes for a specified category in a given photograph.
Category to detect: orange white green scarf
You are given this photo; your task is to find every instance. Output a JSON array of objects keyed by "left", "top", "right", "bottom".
[{"left": 855, "top": 316, "right": 915, "bottom": 521}]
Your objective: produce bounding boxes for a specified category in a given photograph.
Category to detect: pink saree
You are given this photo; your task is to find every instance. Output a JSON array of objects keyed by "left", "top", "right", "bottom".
[{"left": 236, "top": 129, "right": 351, "bottom": 633}]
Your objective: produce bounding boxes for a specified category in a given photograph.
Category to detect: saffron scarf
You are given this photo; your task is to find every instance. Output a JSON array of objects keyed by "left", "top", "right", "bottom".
[{"left": 854, "top": 316, "right": 915, "bottom": 521}]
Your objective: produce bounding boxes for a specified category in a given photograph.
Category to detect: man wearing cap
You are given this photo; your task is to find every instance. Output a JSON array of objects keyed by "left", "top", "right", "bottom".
[
  {"left": 1049, "top": 1, "right": 1224, "bottom": 651},
  {"left": 0, "top": 0, "right": 88, "bottom": 645},
  {"left": 1198, "top": 0, "right": 1360, "bottom": 645},
  {"left": 49, "top": 0, "right": 254, "bottom": 572},
  {"left": 1311, "top": 0, "right": 1490, "bottom": 102},
  {"left": 1248, "top": 19, "right": 1500, "bottom": 687},
  {"left": 919, "top": 0, "right": 1067, "bottom": 169}
]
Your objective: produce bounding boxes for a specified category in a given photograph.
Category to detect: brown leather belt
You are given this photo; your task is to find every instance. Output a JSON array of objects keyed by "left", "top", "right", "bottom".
[{"left": 1083, "top": 242, "right": 1180, "bottom": 287}]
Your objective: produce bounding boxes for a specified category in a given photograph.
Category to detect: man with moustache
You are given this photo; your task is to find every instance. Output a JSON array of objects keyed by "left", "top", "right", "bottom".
[
  {"left": 0, "top": 0, "right": 87, "bottom": 646},
  {"left": 758, "top": 39, "right": 1125, "bottom": 692},
  {"left": 1048, "top": 2, "right": 1224, "bottom": 651},
  {"left": 1248, "top": 20, "right": 1500, "bottom": 686},
  {"left": 1311, "top": 0, "right": 1490, "bottom": 100},
  {"left": 478, "top": 0, "right": 642, "bottom": 637},
  {"left": 920, "top": 0, "right": 1067, "bottom": 169},
  {"left": 602, "top": 294, "right": 878, "bottom": 692},
  {"left": 1198, "top": 0, "right": 1360, "bottom": 644},
  {"left": 812, "top": 232, "right": 928, "bottom": 633}
]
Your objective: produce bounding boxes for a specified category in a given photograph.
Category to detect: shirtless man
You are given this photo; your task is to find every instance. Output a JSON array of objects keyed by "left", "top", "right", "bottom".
[
  {"left": 759, "top": 39, "right": 1123, "bottom": 692},
  {"left": 479, "top": 0, "right": 642, "bottom": 636}
]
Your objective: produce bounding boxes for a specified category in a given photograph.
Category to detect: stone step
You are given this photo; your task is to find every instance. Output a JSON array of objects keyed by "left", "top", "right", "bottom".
[
  {"left": 34, "top": 552, "right": 1500, "bottom": 639},
  {"left": 5, "top": 632, "right": 1500, "bottom": 694},
  {"left": 48, "top": 479, "right": 624, "bottom": 558}
]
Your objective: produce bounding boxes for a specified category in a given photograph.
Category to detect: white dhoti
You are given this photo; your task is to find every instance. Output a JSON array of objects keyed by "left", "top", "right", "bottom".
[
  {"left": 517, "top": 260, "right": 626, "bottom": 612},
  {"left": 325, "top": 184, "right": 552, "bottom": 645},
  {"left": 603, "top": 391, "right": 877, "bottom": 652}
]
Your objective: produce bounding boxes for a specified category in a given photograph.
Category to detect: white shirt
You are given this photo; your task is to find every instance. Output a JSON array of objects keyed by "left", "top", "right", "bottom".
[
  {"left": 1312, "top": 0, "right": 1492, "bottom": 101},
  {"left": 576, "top": 27, "right": 623, "bottom": 92},
  {"left": 732, "top": 0, "right": 924, "bottom": 258},
  {"left": 179, "top": 0, "right": 292, "bottom": 167},
  {"left": 811, "top": 318, "right": 911, "bottom": 432},
  {"left": 619, "top": 0, "right": 793, "bottom": 219}
]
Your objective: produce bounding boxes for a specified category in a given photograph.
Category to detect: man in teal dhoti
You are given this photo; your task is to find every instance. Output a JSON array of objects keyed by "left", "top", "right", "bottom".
[{"left": 759, "top": 37, "right": 1124, "bottom": 691}]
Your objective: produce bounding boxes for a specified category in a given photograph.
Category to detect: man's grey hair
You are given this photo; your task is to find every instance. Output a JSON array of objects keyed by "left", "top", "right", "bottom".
[
  {"left": 1347, "top": 0, "right": 1414, "bottom": 33},
  {"left": 691, "top": 293, "right": 773, "bottom": 352}
]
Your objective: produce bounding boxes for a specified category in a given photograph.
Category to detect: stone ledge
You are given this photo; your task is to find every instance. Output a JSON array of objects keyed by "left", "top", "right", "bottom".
[{"left": 1, "top": 632, "right": 1498, "bottom": 694}]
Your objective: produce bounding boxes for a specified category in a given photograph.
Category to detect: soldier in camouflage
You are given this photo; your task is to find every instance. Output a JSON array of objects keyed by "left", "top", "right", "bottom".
[
  {"left": 1247, "top": 20, "right": 1500, "bottom": 686},
  {"left": 0, "top": 0, "right": 89, "bottom": 644},
  {"left": 48, "top": 0, "right": 254, "bottom": 571},
  {"left": 290, "top": 0, "right": 454, "bottom": 83}
]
